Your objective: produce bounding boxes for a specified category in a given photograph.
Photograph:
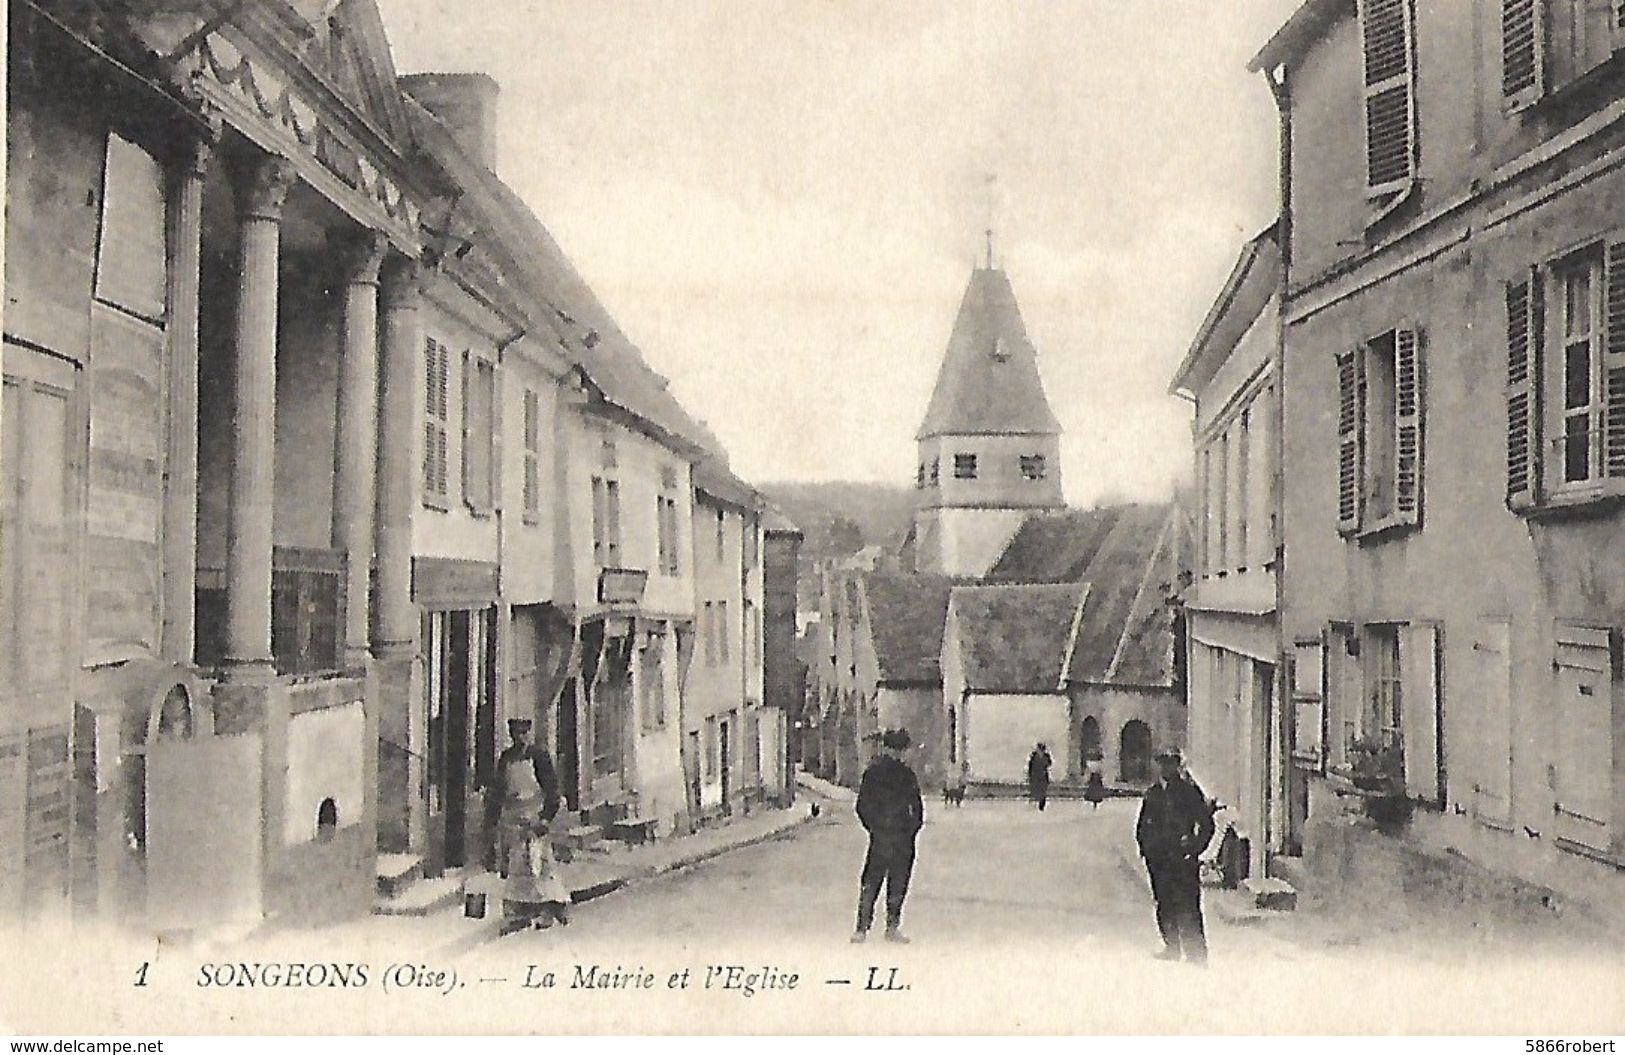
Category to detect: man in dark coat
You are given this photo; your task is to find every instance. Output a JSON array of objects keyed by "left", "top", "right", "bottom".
[
  {"left": 1135, "top": 749, "right": 1215, "bottom": 964},
  {"left": 1026, "top": 742, "right": 1053, "bottom": 811},
  {"left": 485, "top": 718, "right": 561, "bottom": 872},
  {"left": 852, "top": 728, "right": 924, "bottom": 944}
]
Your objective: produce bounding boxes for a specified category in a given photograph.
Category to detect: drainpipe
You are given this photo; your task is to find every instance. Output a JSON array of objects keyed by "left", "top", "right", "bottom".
[{"left": 1264, "top": 63, "right": 1294, "bottom": 863}]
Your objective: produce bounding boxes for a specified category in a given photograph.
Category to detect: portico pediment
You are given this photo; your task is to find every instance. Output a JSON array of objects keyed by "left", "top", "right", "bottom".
[{"left": 151, "top": 0, "right": 426, "bottom": 247}]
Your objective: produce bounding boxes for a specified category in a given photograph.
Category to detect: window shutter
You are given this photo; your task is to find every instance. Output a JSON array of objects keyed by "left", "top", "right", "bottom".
[
  {"left": 1359, "top": 0, "right": 1417, "bottom": 195},
  {"left": 1501, "top": 0, "right": 1545, "bottom": 109},
  {"left": 1336, "top": 349, "right": 1364, "bottom": 535},
  {"left": 460, "top": 349, "right": 472, "bottom": 505},
  {"left": 436, "top": 345, "right": 450, "bottom": 498},
  {"left": 591, "top": 478, "right": 605, "bottom": 564},
  {"left": 1400, "top": 621, "right": 1442, "bottom": 805},
  {"left": 1603, "top": 238, "right": 1625, "bottom": 484},
  {"left": 422, "top": 338, "right": 450, "bottom": 500},
  {"left": 1394, "top": 325, "right": 1424, "bottom": 525},
  {"left": 522, "top": 392, "right": 536, "bottom": 517},
  {"left": 1616, "top": 0, "right": 1625, "bottom": 51},
  {"left": 1505, "top": 274, "right": 1543, "bottom": 511},
  {"left": 489, "top": 362, "right": 503, "bottom": 511},
  {"left": 423, "top": 339, "right": 436, "bottom": 497}
]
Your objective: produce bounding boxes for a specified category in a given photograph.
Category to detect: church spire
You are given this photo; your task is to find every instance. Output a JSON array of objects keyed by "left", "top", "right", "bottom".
[{"left": 914, "top": 266, "right": 1062, "bottom": 442}]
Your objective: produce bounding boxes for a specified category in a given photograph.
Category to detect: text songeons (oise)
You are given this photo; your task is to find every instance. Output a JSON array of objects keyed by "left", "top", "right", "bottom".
[{"left": 189, "top": 961, "right": 811, "bottom": 998}]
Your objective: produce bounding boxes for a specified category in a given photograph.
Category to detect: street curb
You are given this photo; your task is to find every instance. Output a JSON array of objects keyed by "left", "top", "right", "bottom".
[
  {"left": 607, "top": 808, "right": 819, "bottom": 890},
  {"left": 795, "top": 771, "right": 855, "bottom": 804},
  {"left": 442, "top": 804, "right": 825, "bottom": 956}
]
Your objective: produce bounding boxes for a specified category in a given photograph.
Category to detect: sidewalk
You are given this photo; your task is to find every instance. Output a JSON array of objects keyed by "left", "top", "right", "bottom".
[
  {"left": 795, "top": 769, "right": 854, "bottom": 804},
  {"left": 329, "top": 793, "right": 829, "bottom": 958}
]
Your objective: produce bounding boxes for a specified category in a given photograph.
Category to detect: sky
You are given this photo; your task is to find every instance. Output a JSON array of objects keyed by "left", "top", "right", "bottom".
[{"left": 375, "top": 0, "right": 1302, "bottom": 506}]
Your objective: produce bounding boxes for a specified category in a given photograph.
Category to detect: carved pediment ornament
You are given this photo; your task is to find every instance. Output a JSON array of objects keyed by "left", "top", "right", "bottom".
[{"left": 191, "top": 34, "right": 420, "bottom": 233}]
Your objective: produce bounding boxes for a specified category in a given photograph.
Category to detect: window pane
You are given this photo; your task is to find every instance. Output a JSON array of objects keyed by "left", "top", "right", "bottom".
[
  {"left": 1565, "top": 342, "right": 1592, "bottom": 410},
  {"left": 1565, "top": 270, "right": 1591, "bottom": 339},
  {"left": 1564, "top": 415, "right": 1592, "bottom": 482}
]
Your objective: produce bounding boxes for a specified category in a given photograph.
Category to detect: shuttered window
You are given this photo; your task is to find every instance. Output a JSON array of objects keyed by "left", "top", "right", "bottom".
[
  {"left": 1335, "top": 349, "right": 1365, "bottom": 535},
  {"left": 1394, "top": 327, "right": 1423, "bottom": 522},
  {"left": 522, "top": 388, "right": 541, "bottom": 522},
  {"left": 1506, "top": 236, "right": 1625, "bottom": 512},
  {"left": 1399, "top": 621, "right": 1441, "bottom": 805},
  {"left": 1338, "top": 327, "right": 1423, "bottom": 536},
  {"left": 1502, "top": 0, "right": 1545, "bottom": 108},
  {"left": 1506, "top": 274, "right": 1543, "bottom": 509},
  {"left": 422, "top": 337, "right": 450, "bottom": 504},
  {"left": 1358, "top": 0, "right": 1417, "bottom": 195},
  {"left": 461, "top": 353, "right": 496, "bottom": 513},
  {"left": 592, "top": 476, "right": 621, "bottom": 566},
  {"left": 1604, "top": 239, "right": 1625, "bottom": 482},
  {"left": 656, "top": 495, "right": 680, "bottom": 577}
]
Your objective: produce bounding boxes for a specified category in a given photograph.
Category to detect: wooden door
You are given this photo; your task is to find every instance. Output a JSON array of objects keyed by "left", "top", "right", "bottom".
[
  {"left": 1470, "top": 619, "right": 1513, "bottom": 823},
  {"left": 443, "top": 610, "right": 471, "bottom": 868},
  {"left": 0, "top": 346, "right": 82, "bottom": 917},
  {"left": 719, "top": 718, "right": 732, "bottom": 814},
  {"left": 1553, "top": 628, "right": 1614, "bottom": 852}
]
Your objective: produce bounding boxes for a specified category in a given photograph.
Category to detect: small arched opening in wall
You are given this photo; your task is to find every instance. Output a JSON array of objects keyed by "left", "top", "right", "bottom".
[
  {"left": 1119, "top": 719, "right": 1153, "bottom": 784},
  {"left": 118, "top": 673, "right": 210, "bottom": 918},
  {"left": 155, "top": 683, "right": 195, "bottom": 742},
  {"left": 316, "top": 798, "right": 339, "bottom": 843},
  {"left": 1079, "top": 715, "right": 1102, "bottom": 769}
]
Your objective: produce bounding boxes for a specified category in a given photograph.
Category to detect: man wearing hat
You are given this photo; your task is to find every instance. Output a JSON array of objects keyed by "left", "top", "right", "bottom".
[
  {"left": 852, "top": 727, "right": 924, "bottom": 943},
  {"left": 1134, "top": 748, "right": 1215, "bottom": 964}
]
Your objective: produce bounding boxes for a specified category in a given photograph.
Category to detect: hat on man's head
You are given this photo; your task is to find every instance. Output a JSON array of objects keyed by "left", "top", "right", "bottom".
[
  {"left": 1155, "top": 748, "right": 1183, "bottom": 765},
  {"left": 507, "top": 718, "right": 533, "bottom": 734},
  {"left": 880, "top": 728, "right": 911, "bottom": 751}
]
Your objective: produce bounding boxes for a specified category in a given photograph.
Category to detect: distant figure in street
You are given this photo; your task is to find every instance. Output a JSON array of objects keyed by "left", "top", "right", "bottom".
[
  {"left": 1026, "top": 743, "right": 1053, "bottom": 811},
  {"left": 1084, "top": 767, "right": 1107, "bottom": 809},
  {"left": 852, "top": 728, "right": 924, "bottom": 944},
  {"left": 1135, "top": 749, "right": 1215, "bottom": 964}
]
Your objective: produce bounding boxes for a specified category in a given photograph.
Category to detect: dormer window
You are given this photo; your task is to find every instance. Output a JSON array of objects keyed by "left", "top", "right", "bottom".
[
  {"left": 991, "top": 337, "right": 1010, "bottom": 362},
  {"left": 1019, "top": 454, "right": 1047, "bottom": 481},
  {"left": 954, "top": 453, "right": 977, "bottom": 480}
]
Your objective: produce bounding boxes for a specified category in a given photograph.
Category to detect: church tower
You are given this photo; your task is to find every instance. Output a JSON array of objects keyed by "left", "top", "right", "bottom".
[{"left": 911, "top": 262, "right": 1064, "bottom": 576}]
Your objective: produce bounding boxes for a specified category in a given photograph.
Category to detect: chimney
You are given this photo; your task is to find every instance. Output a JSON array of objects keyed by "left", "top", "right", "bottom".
[{"left": 399, "top": 72, "right": 501, "bottom": 172}]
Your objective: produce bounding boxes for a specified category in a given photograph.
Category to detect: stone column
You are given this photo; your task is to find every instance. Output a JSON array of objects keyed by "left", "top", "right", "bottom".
[
  {"left": 332, "top": 230, "right": 388, "bottom": 670},
  {"left": 373, "top": 256, "right": 422, "bottom": 659},
  {"left": 160, "top": 132, "right": 213, "bottom": 665},
  {"left": 223, "top": 153, "right": 295, "bottom": 681}
]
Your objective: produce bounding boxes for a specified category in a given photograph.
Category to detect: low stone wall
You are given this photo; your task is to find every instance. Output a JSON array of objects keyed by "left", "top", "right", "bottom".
[
  {"left": 264, "top": 823, "right": 372, "bottom": 926},
  {"left": 1301, "top": 813, "right": 1569, "bottom": 927}
]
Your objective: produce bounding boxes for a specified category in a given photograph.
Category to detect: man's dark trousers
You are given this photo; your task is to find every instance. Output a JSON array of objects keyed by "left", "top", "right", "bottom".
[
  {"left": 1147, "top": 856, "right": 1206, "bottom": 963},
  {"left": 856, "top": 831, "right": 916, "bottom": 932}
]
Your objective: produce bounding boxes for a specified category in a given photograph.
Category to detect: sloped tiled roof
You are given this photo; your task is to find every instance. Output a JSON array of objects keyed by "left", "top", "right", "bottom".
[
  {"left": 915, "top": 267, "right": 1062, "bottom": 440},
  {"left": 861, "top": 572, "right": 957, "bottom": 686},
  {"left": 950, "top": 583, "right": 1088, "bottom": 694},
  {"left": 763, "top": 504, "right": 801, "bottom": 536},
  {"left": 985, "top": 503, "right": 1183, "bottom": 688},
  {"left": 693, "top": 458, "right": 760, "bottom": 511},
  {"left": 985, "top": 506, "right": 1124, "bottom": 584},
  {"left": 1066, "top": 505, "right": 1180, "bottom": 686},
  {"left": 405, "top": 98, "right": 716, "bottom": 456}
]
